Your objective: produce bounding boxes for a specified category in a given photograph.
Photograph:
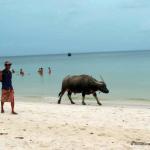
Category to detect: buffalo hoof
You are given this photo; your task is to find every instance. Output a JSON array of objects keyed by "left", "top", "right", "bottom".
[
  {"left": 82, "top": 102, "right": 86, "bottom": 105},
  {"left": 58, "top": 100, "right": 61, "bottom": 104},
  {"left": 71, "top": 102, "right": 75, "bottom": 104},
  {"left": 98, "top": 103, "right": 102, "bottom": 106}
]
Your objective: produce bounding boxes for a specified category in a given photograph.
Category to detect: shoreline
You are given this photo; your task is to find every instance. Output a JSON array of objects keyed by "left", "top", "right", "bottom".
[
  {"left": 0, "top": 101, "right": 150, "bottom": 150},
  {"left": 15, "top": 96, "right": 150, "bottom": 108}
]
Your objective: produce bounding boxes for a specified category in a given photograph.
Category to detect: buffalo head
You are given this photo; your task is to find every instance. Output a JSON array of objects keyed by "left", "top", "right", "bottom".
[{"left": 97, "top": 81, "right": 109, "bottom": 94}]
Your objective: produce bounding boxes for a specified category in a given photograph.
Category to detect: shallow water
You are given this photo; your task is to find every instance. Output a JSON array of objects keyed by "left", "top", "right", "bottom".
[{"left": 0, "top": 50, "right": 150, "bottom": 102}]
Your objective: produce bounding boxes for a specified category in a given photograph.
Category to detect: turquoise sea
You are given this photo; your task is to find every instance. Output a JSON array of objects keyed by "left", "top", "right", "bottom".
[{"left": 0, "top": 50, "right": 150, "bottom": 103}]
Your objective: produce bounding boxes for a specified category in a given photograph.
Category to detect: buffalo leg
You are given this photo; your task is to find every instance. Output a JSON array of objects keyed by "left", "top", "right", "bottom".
[
  {"left": 68, "top": 91, "right": 75, "bottom": 104},
  {"left": 82, "top": 93, "right": 86, "bottom": 105},
  {"left": 58, "top": 91, "right": 65, "bottom": 104},
  {"left": 93, "top": 93, "right": 102, "bottom": 105}
]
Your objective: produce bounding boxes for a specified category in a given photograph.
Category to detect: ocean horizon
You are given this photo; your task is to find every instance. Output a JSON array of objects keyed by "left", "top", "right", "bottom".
[
  {"left": 1, "top": 49, "right": 149, "bottom": 58},
  {"left": 0, "top": 50, "right": 150, "bottom": 103}
]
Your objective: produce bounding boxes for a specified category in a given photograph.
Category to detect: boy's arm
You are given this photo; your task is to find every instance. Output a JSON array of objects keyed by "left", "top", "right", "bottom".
[{"left": 0, "top": 70, "right": 2, "bottom": 82}]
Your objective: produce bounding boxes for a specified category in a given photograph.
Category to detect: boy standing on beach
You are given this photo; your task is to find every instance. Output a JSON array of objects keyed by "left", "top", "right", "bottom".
[{"left": 0, "top": 61, "right": 17, "bottom": 114}]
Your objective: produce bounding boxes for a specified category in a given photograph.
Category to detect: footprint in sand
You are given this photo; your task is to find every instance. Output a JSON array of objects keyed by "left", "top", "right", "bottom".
[
  {"left": 131, "top": 141, "right": 150, "bottom": 145},
  {"left": 48, "top": 127, "right": 53, "bottom": 130},
  {"left": 90, "top": 132, "right": 94, "bottom": 135},
  {"left": 79, "top": 128, "right": 86, "bottom": 131},
  {"left": 0, "top": 133, "right": 8, "bottom": 135},
  {"left": 29, "top": 139, "right": 33, "bottom": 142},
  {"left": 62, "top": 123, "right": 68, "bottom": 126},
  {"left": 15, "top": 137, "right": 24, "bottom": 139},
  {"left": 97, "top": 133, "right": 106, "bottom": 136}
]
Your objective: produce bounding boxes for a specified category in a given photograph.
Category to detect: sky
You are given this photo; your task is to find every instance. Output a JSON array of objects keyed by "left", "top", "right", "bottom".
[{"left": 0, "top": 0, "right": 150, "bottom": 56}]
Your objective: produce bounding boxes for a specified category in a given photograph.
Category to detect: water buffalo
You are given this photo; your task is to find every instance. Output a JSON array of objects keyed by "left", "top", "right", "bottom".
[{"left": 58, "top": 74, "right": 109, "bottom": 105}]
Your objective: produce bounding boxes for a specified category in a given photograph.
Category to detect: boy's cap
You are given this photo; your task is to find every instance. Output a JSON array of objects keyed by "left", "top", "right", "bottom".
[{"left": 4, "top": 61, "right": 12, "bottom": 65}]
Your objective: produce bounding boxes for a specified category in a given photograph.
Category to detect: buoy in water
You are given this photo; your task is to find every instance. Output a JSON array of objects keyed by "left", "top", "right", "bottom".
[{"left": 68, "top": 53, "right": 72, "bottom": 57}]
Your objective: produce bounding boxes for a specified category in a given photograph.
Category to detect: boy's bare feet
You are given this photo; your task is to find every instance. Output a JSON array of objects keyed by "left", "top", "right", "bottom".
[
  {"left": 12, "top": 112, "right": 18, "bottom": 115},
  {"left": 1, "top": 110, "right": 4, "bottom": 113}
]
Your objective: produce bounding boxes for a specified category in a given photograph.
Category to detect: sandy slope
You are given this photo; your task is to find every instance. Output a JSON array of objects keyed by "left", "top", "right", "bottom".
[{"left": 0, "top": 101, "right": 150, "bottom": 150}]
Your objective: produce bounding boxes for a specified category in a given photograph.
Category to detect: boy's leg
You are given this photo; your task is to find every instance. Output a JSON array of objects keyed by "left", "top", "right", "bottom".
[
  {"left": 11, "top": 98, "right": 17, "bottom": 115},
  {"left": 1, "top": 102, "right": 4, "bottom": 113}
]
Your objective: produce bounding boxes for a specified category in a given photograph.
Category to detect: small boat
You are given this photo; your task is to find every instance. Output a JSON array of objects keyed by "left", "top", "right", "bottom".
[{"left": 67, "top": 53, "right": 72, "bottom": 57}]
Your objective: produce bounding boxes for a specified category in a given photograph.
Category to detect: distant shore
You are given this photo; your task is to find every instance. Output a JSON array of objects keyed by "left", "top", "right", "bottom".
[{"left": 0, "top": 100, "right": 150, "bottom": 150}]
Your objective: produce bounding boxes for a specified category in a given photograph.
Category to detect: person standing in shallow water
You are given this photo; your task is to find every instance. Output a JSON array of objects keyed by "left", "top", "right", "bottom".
[
  {"left": 48, "top": 67, "right": 51, "bottom": 75},
  {"left": 20, "top": 68, "right": 25, "bottom": 76},
  {"left": 38, "top": 67, "right": 44, "bottom": 76},
  {"left": 0, "top": 61, "right": 17, "bottom": 114}
]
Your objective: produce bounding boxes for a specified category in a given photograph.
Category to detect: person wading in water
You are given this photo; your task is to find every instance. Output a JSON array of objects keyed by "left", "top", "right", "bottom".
[{"left": 0, "top": 61, "right": 17, "bottom": 114}]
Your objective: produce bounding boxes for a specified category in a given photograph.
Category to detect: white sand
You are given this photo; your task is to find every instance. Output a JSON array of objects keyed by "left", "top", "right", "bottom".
[{"left": 0, "top": 100, "right": 150, "bottom": 150}]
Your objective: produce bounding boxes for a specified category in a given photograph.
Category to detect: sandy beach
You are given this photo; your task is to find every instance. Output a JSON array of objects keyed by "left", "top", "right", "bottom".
[{"left": 0, "top": 100, "right": 150, "bottom": 150}]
